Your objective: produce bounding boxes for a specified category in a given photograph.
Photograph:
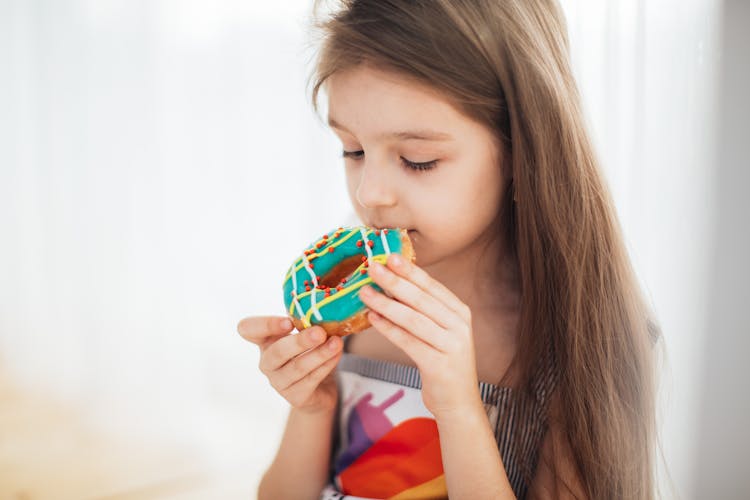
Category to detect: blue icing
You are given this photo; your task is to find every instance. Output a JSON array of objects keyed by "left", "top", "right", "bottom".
[{"left": 282, "top": 226, "right": 407, "bottom": 327}]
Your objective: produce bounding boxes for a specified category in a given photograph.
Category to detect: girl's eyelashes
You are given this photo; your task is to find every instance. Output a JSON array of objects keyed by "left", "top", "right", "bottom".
[
  {"left": 401, "top": 156, "right": 437, "bottom": 171},
  {"left": 341, "top": 150, "right": 437, "bottom": 172},
  {"left": 342, "top": 149, "right": 364, "bottom": 160}
]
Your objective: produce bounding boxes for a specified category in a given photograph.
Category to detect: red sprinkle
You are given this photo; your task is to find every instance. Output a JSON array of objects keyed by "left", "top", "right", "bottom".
[
  {"left": 305, "top": 285, "right": 311, "bottom": 292},
  {"left": 367, "top": 240, "right": 375, "bottom": 248},
  {"left": 323, "top": 234, "right": 328, "bottom": 239},
  {"left": 361, "top": 256, "right": 367, "bottom": 262},
  {"left": 324, "top": 290, "right": 331, "bottom": 297},
  {"left": 316, "top": 242, "right": 323, "bottom": 249},
  {"left": 384, "top": 229, "right": 389, "bottom": 234},
  {"left": 356, "top": 240, "right": 363, "bottom": 247},
  {"left": 336, "top": 285, "right": 343, "bottom": 291},
  {"left": 304, "top": 280, "right": 309, "bottom": 285},
  {"left": 328, "top": 247, "right": 335, "bottom": 253},
  {"left": 341, "top": 278, "right": 347, "bottom": 283},
  {"left": 309, "top": 263, "right": 314, "bottom": 269},
  {"left": 375, "top": 230, "right": 380, "bottom": 236},
  {"left": 360, "top": 269, "right": 367, "bottom": 274}
]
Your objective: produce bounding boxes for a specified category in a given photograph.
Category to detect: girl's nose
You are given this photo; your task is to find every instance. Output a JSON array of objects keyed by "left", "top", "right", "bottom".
[{"left": 355, "top": 160, "right": 397, "bottom": 209}]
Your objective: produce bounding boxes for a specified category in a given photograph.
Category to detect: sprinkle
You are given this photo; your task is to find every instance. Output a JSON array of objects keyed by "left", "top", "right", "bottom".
[
  {"left": 305, "top": 285, "right": 311, "bottom": 291},
  {"left": 360, "top": 269, "right": 367, "bottom": 274},
  {"left": 309, "top": 263, "right": 314, "bottom": 269},
  {"left": 304, "top": 280, "right": 309, "bottom": 285},
  {"left": 367, "top": 240, "right": 375, "bottom": 248},
  {"left": 375, "top": 230, "right": 380, "bottom": 236},
  {"left": 328, "top": 247, "right": 335, "bottom": 253},
  {"left": 324, "top": 290, "right": 331, "bottom": 297},
  {"left": 357, "top": 240, "right": 363, "bottom": 248},
  {"left": 316, "top": 242, "right": 323, "bottom": 248},
  {"left": 384, "top": 229, "right": 389, "bottom": 234},
  {"left": 361, "top": 256, "right": 367, "bottom": 262},
  {"left": 323, "top": 234, "right": 328, "bottom": 239},
  {"left": 336, "top": 285, "right": 343, "bottom": 291},
  {"left": 341, "top": 278, "right": 347, "bottom": 283}
]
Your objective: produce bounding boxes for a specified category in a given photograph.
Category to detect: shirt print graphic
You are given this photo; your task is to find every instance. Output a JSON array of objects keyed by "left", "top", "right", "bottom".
[{"left": 333, "top": 378, "right": 449, "bottom": 499}]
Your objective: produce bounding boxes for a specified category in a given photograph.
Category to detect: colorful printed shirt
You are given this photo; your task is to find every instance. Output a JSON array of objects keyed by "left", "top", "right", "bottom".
[{"left": 319, "top": 337, "right": 557, "bottom": 499}]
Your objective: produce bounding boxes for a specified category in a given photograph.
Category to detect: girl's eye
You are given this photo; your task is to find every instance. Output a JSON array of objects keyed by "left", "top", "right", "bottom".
[
  {"left": 400, "top": 156, "right": 437, "bottom": 171},
  {"left": 342, "top": 150, "right": 364, "bottom": 160},
  {"left": 341, "top": 150, "right": 436, "bottom": 172}
]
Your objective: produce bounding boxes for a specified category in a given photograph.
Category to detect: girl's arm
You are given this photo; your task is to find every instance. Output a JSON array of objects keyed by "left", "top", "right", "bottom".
[
  {"left": 258, "top": 405, "right": 337, "bottom": 500},
  {"left": 436, "top": 398, "right": 517, "bottom": 499}
]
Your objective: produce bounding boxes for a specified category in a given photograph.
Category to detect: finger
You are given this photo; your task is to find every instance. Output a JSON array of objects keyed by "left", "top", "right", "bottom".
[
  {"left": 237, "top": 316, "right": 294, "bottom": 346},
  {"left": 367, "top": 310, "right": 434, "bottom": 366},
  {"left": 368, "top": 260, "right": 460, "bottom": 329},
  {"left": 259, "top": 325, "right": 328, "bottom": 373},
  {"left": 386, "top": 253, "right": 472, "bottom": 323},
  {"left": 283, "top": 349, "right": 343, "bottom": 407},
  {"left": 277, "top": 335, "right": 343, "bottom": 391},
  {"left": 360, "top": 284, "right": 448, "bottom": 352}
]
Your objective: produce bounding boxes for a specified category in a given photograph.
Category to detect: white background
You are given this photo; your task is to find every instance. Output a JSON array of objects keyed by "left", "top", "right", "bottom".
[{"left": 0, "top": 0, "right": 739, "bottom": 498}]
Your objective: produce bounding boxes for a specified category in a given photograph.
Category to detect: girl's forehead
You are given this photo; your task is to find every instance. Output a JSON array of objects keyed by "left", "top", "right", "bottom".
[
  {"left": 326, "top": 68, "right": 469, "bottom": 135},
  {"left": 327, "top": 65, "right": 450, "bottom": 104}
]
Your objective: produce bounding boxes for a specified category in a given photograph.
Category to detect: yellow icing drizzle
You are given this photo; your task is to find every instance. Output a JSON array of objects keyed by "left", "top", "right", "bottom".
[{"left": 288, "top": 253, "right": 389, "bottom": 328}]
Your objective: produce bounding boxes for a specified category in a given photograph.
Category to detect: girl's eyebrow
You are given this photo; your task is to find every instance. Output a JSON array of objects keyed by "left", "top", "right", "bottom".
[{"left": 328, "top": 116, "right": 454, "bottom": 142}]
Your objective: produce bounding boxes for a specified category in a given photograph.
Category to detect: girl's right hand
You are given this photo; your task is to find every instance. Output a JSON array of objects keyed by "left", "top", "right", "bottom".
[{"left": 237, "top": 316, "right": 344, "bottom": 415}]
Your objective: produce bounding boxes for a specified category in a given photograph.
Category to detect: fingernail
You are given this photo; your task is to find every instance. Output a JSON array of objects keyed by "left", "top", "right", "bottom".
[{"left": 390, "top": 254, "right": 403, "bottom": 266}]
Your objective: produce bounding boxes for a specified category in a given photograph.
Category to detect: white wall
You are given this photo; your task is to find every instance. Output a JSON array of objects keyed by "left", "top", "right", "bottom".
[
  {"left": 0, "top": 0, "right": 728, "bottom": 497},
  {"left": 560, "top": 1, "right": 722, "bottom": 497},
  {"left": 692, "top": 1, "right": 750, "bottom": 498}
]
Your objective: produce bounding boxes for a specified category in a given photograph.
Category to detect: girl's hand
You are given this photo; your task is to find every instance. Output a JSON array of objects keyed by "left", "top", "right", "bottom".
[
  {"left": 359, "top": 254, "right": 483, "bottom": 421},
  {"left": 237, "top": 316, "right": 344, "bottom": 415}
]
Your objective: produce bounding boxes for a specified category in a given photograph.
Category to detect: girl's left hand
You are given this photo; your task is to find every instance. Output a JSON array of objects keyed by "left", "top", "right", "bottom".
[{"left": 358, "top": 253, "right": 484, "bottom": 421}]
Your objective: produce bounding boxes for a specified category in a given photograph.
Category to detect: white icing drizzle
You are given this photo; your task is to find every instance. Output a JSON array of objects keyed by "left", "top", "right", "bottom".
[
  {"left": 380, "top": 230, "right": 391, "bottom": 254},
  {"left": 289, "top": 263, "right": 305, "bottom": 321},
  {"left": 359, "top": 227, "right": 374, "bottom": 263},
  {"left": 301, "top": 253, "right": 323, "bottom": 321}
]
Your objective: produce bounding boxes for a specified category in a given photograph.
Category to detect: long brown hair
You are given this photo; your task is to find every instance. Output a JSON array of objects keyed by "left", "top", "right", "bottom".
[{"left": 306, "top": 1, "right": 664, "bottom": 498}]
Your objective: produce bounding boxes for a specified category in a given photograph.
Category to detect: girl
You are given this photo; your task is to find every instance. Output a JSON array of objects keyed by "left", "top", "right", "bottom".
[{"left": 238, "top": 0, "right": 662, "bottom": 498}]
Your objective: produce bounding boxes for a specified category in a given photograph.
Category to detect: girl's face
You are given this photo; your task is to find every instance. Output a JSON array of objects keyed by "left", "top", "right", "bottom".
[{"left": 326, "top": 64, "right": 508, "bottom": 269}]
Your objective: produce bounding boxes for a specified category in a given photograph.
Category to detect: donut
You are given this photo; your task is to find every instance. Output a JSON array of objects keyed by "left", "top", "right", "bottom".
[{"left": 282, "top": 226, "right": 416, "bottom": 337}]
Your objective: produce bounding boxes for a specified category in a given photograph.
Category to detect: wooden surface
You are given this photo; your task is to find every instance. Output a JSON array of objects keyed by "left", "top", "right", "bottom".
[{"left": 0, "top": 376, "right": 258, "bottom": 500}]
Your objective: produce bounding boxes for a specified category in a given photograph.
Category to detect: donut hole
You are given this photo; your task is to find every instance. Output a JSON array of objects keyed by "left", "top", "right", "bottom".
[{"left": 318, "top": 255, "right": 362, "bottom": 288}]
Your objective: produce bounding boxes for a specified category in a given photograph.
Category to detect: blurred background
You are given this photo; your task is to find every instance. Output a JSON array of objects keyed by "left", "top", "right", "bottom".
[{"left": 0, "top": 0, "right": 747, "bottom": 498}]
